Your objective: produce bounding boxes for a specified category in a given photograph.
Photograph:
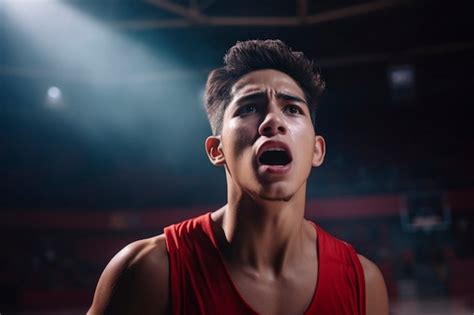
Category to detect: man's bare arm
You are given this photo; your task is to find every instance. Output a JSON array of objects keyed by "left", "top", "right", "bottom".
[
  {"left": 88, "top": 235, "right": 170, "bottom": 315},
  {"left": 358, "top": 254, "right": 389, "bottom": 315}
]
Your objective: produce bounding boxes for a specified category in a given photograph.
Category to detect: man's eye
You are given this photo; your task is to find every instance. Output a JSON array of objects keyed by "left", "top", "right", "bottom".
[
  {"left": 284, "top": 105, "right": 303, "bottom": 115},
  {"left": 238, "top": 104, "right": 257, "bottom": 115}
]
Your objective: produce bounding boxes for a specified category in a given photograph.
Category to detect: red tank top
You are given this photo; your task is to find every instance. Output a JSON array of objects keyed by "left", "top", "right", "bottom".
[{"left": 164, "top": 213, "right": 365, "bottom": 315}]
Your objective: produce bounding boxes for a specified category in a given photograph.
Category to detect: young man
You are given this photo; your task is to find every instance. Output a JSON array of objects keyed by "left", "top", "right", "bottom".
[{"left": 88, "top": 39, "right": 388, "bottom": 315}]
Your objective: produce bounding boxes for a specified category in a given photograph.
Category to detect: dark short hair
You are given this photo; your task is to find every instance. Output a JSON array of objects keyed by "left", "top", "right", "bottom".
[{"left": 204, "top": 39, "right": 326, "bottom": 135}]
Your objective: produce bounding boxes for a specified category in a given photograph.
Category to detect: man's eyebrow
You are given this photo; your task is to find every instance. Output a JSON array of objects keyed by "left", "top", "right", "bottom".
[
  {"left": 233, "top": 91, "right": 267, "bottom": 104},
  {"left": 276, "top": 92, "right": 307, "bottom": 104},
  {"left": 232, "top": 91, "right": 307, "bottom": 106}
]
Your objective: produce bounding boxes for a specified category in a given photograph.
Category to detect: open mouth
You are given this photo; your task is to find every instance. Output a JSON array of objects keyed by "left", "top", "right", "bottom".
[{"left": 258, "top": 149, "right": 292, "bottom": 166}]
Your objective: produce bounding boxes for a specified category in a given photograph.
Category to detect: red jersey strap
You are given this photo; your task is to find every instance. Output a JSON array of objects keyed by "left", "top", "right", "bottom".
[
  {"left": 164, "top": 213, "right": 255, "bottom": 315},
  {"left": 308, "top": 224, "right": 366, "bottom": 315}
]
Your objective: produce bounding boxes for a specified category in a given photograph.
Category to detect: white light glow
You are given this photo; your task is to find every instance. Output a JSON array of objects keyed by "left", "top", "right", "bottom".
[
  {"left": 4, "top": 0, "right": 201, "bottom": 163},
  {"left": 45, "top": 86, "right": 64, "bottom": 109},
  {"left": 388, "top": 65, "right": 415, "bottom": 88},
  {"left": 47, "top": 86, "right": 62, "bottom": 100},
  {"left": 3, "top": 0, "right": 177, "bottom": 85}
]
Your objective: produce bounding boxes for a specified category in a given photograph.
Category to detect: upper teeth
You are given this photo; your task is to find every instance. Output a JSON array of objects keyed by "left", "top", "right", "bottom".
[{"left": 265, "top": 147, "right": 284, "bottom": 152}]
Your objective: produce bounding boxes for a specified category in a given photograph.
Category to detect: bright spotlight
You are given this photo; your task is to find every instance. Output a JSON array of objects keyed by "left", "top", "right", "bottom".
[
  {"left": 45, "top": 86, "right": 64, "bottom": 109},
  {"left": 387, "top": 65, "right": 416, "bottom": 104},
  {"left": 389, "top": 65, "right": 415, "bottom": 88},
  {"left": 48, "top": 86, "right": 62, "bottom": 99}
]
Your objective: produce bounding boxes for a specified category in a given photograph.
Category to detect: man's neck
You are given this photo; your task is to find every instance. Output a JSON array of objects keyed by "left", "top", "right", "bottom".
[{"left": 212, "top": 187, "right": 310, "bottom": 278}]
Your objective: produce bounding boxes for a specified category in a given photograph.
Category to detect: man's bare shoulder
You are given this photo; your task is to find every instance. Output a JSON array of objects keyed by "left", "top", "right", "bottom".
[
  {"left": 357, "top": 254, "right": 389, "bottom": 315},
  {"left": 88, "top": 234, "right": 170, "bottom": 315}
]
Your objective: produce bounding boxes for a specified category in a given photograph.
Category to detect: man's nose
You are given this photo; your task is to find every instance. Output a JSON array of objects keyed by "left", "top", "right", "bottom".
[{"left": 258, "top": 107, "right": 287, "bottom": 137}]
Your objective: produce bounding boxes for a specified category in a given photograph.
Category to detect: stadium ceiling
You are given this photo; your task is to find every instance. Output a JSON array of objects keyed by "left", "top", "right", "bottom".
[
  {"left": 115, "top": 0, "right": 410, "bottom": 29},
  {"left": 2, "top": 0, "right": 473, "bottom": 77},
  {"left": 74, "top": 0, "right": 474, "bottom": 58}
]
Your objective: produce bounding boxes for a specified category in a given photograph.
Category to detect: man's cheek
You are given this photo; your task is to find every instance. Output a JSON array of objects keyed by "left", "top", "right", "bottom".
[{"left": 226, "top": 127, "right": 254, "bottom": 158}]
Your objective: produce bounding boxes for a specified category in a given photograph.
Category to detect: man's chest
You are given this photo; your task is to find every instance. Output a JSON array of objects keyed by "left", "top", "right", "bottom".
[{"left": 226, "top": 262, "right": 319, "bottom": 315}]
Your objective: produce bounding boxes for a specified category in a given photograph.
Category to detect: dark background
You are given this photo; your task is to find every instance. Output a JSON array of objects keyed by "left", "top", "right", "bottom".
[{"left": 1, "top": 0, "right": 474, "bottom": 313}]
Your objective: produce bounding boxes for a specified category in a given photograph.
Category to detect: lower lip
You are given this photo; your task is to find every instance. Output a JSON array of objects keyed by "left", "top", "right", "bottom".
[{"left": 259, "top": 163, "right": 292, "bottom": 175}]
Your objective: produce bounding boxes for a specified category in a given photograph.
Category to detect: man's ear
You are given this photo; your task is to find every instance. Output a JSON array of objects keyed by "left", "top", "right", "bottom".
[
  {"left": 312, "top": 135, "right": 326, "bottom": 167},
  {"left": 205, "top": 136, "right": 226, "bottom": 166}
]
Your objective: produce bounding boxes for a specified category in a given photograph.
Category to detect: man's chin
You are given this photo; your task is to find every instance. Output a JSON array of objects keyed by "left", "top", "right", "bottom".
[
  {"left": 259, "top": 195, "right": 292, "bottom": 202},
  {"left": 253, "top": 180, "right": 306, "bottom": 203},
  {"left": 257, "top": 191, "right": 294, "bottom": 202}
]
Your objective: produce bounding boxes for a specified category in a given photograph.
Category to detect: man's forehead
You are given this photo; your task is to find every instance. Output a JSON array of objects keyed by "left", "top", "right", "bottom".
[{"left": 231, "top": 69, "right": 305, "bottom": 98}]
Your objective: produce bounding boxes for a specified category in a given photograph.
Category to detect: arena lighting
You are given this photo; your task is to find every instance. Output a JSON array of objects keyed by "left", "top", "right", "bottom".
[
  {"left": 47, "top": 86, "right": 62, "bottom": 100},
  {"left": 3, "top": 0, "right": 178, "bottom": 84},
  {"left": 4, "top": 0, "right": 204, "bottom": 156},
  {"left": 45, "top": 86, "right": 64, "bottom": 109},
  {"left": 388, "top": 65, "right": 415, "bottom": 89},
  {"left": 387, "top": 64, "right": 416, "bottom": 104}
]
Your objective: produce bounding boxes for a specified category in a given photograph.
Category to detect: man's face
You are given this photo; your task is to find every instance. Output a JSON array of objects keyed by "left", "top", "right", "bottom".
[{"left": 207, "top": 69, "right": 325, "bottom": 202}]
